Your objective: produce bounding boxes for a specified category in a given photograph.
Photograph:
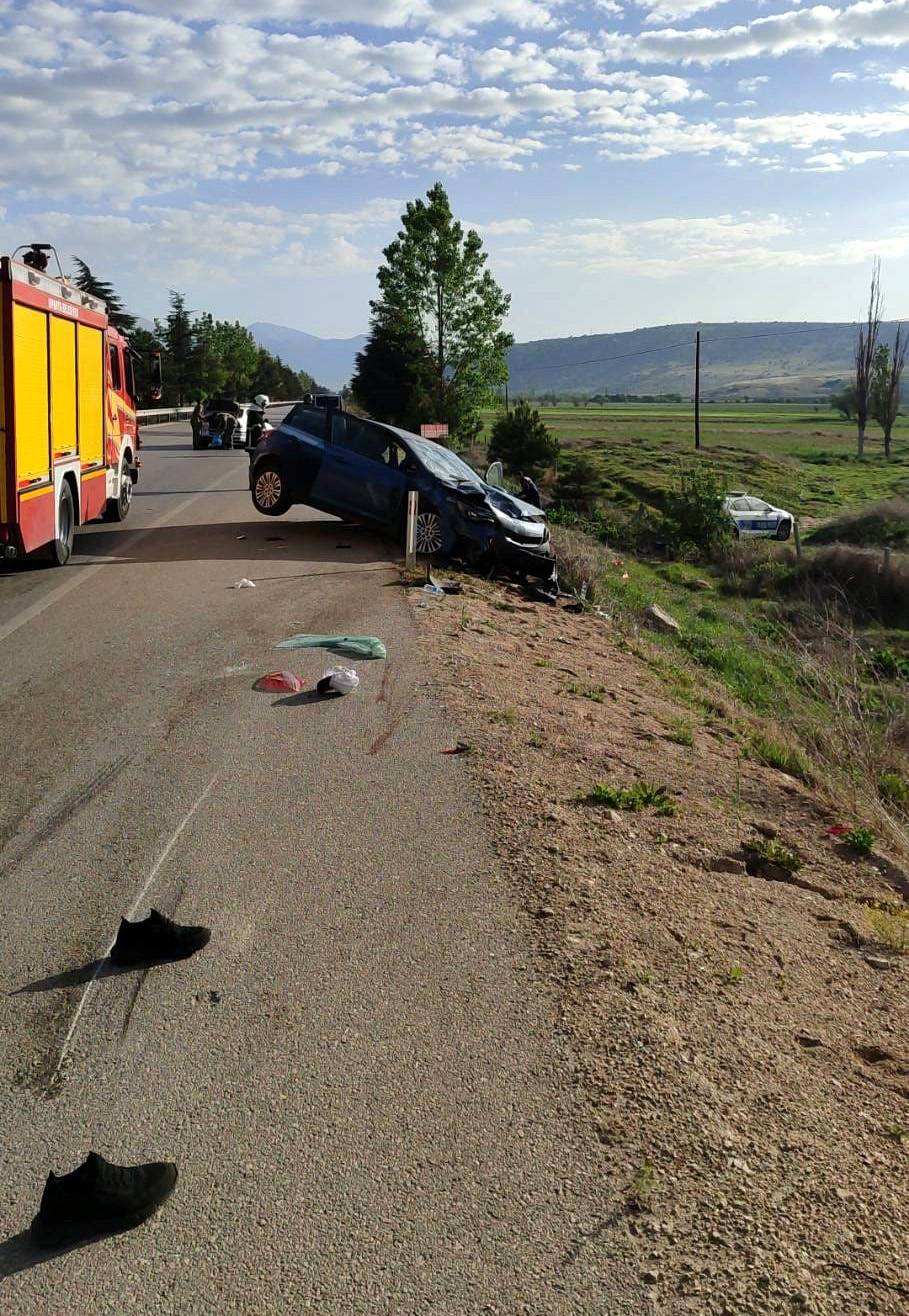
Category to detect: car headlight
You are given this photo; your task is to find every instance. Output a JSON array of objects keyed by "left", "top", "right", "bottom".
[{"left": 458, "top": 501, "right": 496, "bottom": 523}]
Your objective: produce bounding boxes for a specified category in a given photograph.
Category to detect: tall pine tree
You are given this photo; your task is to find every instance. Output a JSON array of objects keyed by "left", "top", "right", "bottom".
[
  {"left": 358, "top": 183, "right": 512, "bottom": 444},
  {"left": 71, "top": 257, "right": 137, "bottom": 336}
]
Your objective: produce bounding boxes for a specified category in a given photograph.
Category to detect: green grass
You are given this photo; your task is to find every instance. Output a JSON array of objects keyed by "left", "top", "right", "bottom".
[
  {"left": 744, "top": 837, "right": 802, "bottom": 872},
  {"left": 744, "top": 733, "right": 813, "bottom": 784},
  {"left": 563, "top": 681, "right": 609, "bottom": 703},
  {"left": 667, "top": 718, "right": 694, "bottom": 746},
  {"left": 479, "top": 402, "right": 909, "bottom": 521},
  {"left": 581, "top": 781, "right": 677, "bottom": 815}
]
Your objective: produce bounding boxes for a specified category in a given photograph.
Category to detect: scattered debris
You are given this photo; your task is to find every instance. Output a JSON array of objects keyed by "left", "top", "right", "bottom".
[
  {"left": 232, "top": 578, "right": 256, "bottom": 589},
  {"left": 428, "top": 573, "right": 463, "bottom": 595},
  {"left": 254, "top": 671, "right": 304, "bottom": 694},
  {"left": 424, "top": 581, "right": 445, "bottom": 597},
  {"left": 441, "top": 742, "right": 472, "bottom": 755},
  {"left": 688, "top": 578, "right": 713, "bottom": 591},
  {"left": 317, "top": 667, "right": 360, "bottom": 696},
  {"left": 276, "top": 634, "right": 387, "bottom": 660},
  {"left": 864, "top": 954, "right": 896, "bottom": 971},
  {"left": 643, "top": 603, "right": 681, "bottom": 634}
]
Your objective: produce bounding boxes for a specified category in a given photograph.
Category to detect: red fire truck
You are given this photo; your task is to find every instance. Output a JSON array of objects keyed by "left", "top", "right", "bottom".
[{"left": 0, "top": 244, "right": 158, "bottom": 566}]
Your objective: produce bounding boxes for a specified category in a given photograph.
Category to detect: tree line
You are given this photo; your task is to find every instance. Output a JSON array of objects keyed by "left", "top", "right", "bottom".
[{"left": 70, "top": 260, "right": 319, "bottom": 406}]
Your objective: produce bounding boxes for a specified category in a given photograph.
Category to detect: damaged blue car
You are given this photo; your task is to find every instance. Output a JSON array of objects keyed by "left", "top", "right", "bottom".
[{"left": 249, "top": 401, "right": 556, "bottom": 584}]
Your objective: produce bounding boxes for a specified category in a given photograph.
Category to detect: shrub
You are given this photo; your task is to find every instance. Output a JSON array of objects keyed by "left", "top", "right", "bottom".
[
  {"left": 487, "top": 401, "right": 559, "bottom": 478},
  {"left": 663, "top": 459, "right": 731, "bottom": 558},
  {"left": 791, "top": 545, "right": 909, "bottom": 628},
  {"left": 581, "top": 782, "right": 677, "bottom": 815},
  {"left": 879, "top": 771, "right": 909, "bottom": 809},
  {"left": 552, "top": 450, "right": 602, "bottom": 511},
  {"left": 809, "top": 498, "right": 909, "bottom": 550},
  {"left": 843, "top": 826, "right": 875, "bottom": 854}
]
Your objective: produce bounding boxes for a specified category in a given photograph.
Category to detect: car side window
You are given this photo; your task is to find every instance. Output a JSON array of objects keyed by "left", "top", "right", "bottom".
[
  {"left": 729, "top": 498, "right": 748, "bottom": 512},
  {"left": 285, "top": 405, "right": 328, "bottom": 440},
  {"left": 331, "top": 413, "right": 395, "bottom": 464}
]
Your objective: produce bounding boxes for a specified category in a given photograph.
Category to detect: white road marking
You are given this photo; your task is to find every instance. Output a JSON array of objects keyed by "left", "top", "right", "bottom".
[
  {"left": 49, "top": 773, "right": 219, "bottom": 1085},
  {"left": 0, "top": 465, "right": 242, "bottom": 646}
]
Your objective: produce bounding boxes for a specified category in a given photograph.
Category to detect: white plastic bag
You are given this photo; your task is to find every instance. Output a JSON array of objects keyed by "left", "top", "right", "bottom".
[{"left": 317, "top": 666, "right": 360, "bottom": 695}]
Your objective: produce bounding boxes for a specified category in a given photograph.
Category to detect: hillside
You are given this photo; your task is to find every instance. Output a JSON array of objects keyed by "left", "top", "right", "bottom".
[
  {"left": 507, "top": 321, "right": 905, "bottom": 400},
  {"left": 247, "top": 318, "right": 906, "bottom": 401},
  {"left": 248, "top": 322, "right": 367, "bottom": 390}
]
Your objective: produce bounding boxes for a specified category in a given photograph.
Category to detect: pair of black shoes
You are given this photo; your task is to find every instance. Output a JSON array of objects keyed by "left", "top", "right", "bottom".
[{"left": 30, "top": 910, "right": 210, "bottom": 1249}]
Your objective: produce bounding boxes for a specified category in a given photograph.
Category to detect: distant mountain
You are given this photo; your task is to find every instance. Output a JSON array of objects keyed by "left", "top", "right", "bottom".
[
  {"left": 249, "top": 322, "right": 367, "bottom": 390},
  {"left": 247, "top": 318, "right": 906, "bottom": 402},
  {"left": 506, "top": 321, "right": 905, "bottom": 400}
]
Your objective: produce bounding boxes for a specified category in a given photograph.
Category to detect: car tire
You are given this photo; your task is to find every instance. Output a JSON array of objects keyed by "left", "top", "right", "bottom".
[
  {"left": 50, "top": 481, "right": 75, "bottom": 567},
  {"left": 252, "top": 460, "right": 290, "bottom": 516},
  {"left": 776, "top": 520, "right": 791, "bottom": 541},
  {"left": 414, "top": 507, "right": 444, "bottom": 556},
  {"left": 104, "top": 456, "right": 133, "bottom": 522}
]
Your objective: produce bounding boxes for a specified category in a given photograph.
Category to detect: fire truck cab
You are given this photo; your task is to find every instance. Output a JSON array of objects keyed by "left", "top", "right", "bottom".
[{"left": 0, "top": 248, "right": 145, "bottom": 566}]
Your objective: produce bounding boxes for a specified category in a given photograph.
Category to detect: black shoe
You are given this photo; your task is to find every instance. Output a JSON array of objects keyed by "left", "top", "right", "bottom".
[
  {"left": 31, "top": 1152, "right": 178, "bottom": 1249},
  {"left": 110, "top": 908, "right": 211, "bottom": 966}
]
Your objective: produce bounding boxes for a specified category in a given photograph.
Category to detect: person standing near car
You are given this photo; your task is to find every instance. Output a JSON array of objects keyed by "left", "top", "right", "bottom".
[
  {"left": 191, "top": 398, "right": 203, "bottom": 446},
  {"left": 520, "top": 473, "right": 542, "bottom": 509}
]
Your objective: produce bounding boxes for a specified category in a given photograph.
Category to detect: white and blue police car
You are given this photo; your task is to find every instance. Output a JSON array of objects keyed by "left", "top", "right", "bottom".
[{"left": 723, "top": 491, "right": 793, "bottom": 540}]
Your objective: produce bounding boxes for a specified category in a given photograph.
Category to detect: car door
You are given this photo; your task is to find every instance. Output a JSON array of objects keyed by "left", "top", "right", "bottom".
[
  {"left": 276, "top": 404, "right": 331, "bottom": 505},
  {"left": 321, "top": 413, "right": 407, "bottom": 526}
]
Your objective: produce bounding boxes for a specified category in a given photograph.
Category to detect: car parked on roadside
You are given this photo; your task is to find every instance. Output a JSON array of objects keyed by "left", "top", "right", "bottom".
[
  {"left": 724, "top": 491, "right": 793, "bottom": 540},
  {"left": 248, "top": 402, "right": 556, "bottom": 582},
  {"left": 195, "top": 397, "right": 270, "bottom": 450}
]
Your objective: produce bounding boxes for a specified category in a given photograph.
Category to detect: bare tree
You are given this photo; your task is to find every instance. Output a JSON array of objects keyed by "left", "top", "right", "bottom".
[
  {"left": 854, "top": 257, "right": 882, "bottom": 457},
  {"left": 871, "top": 324, "right": 907, "bottom": 459}
]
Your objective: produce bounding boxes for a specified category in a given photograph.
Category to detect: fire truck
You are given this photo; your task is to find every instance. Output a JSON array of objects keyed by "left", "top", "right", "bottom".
[{"left": 0, "top": 243, "right": 159, "bottom": 566}]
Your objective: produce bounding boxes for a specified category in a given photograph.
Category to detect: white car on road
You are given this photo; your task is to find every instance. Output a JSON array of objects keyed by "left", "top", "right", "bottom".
[{"left": 724, "top": 491, "right": 793, "bottom": 540}]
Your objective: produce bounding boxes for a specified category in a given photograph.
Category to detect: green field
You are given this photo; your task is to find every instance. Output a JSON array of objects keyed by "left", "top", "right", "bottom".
[{"left": 480, "top": 402, "right": 909, "bottom": 521}]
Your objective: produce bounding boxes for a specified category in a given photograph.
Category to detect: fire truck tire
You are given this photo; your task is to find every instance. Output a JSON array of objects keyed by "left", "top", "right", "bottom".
[
  {"left": 105, "top": 456, "right": 133, "bottom": 522},
  {"left": 50, "top": 482, "right": 75, "bottom": 567}
]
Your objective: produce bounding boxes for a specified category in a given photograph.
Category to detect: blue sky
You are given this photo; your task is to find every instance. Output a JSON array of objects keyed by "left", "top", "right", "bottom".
[{"left": 1, "top": 0, "right": 908, "bottom": 340}]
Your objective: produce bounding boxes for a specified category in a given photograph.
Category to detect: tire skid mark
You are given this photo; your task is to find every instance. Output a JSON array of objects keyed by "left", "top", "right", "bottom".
[{"left": 0, "top": 752, "right": 133, "bottom": 876}]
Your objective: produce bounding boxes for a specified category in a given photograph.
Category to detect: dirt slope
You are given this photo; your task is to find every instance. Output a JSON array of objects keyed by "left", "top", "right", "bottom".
[{"left": 413, "top": 574, "right": 908, "bottom": 1316}]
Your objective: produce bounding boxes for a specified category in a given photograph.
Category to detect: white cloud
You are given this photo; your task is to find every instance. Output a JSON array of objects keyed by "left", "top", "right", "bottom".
[
  {"left": 637, "top": 0, "right": 734, "bottom": 25},
  {"left": 801, "top": 146, "right": 909, "bottom": 168},
  {"left": 599, "top": 0, "right": 909, "bottom": 67},
  {"left": 831, "top": 69, "right": 858, "bottom": 79},
  {"left": 883, "top": 66, "right": 909, "bottom": 85},
  {"left": 737, "top": 75, "right": 770, "bottom": 92},
  {"left": 507, "top": 210, "right": 909, "bottom": 274}
]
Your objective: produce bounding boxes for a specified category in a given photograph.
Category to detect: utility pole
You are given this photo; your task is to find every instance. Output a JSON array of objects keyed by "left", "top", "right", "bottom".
[
  {"left": 694, "top": 329, "right": 701, "bottom": 451},
  {"left": 504, "top": 380, "right": 509, "bottom": 411}
]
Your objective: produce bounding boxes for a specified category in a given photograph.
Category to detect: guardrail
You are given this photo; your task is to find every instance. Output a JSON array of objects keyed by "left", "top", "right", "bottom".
[
  {"left": 136, "top": 401, "right": 293, "bottom": 425},
  {"left": 136, "top": 406, "right": 195, "bottom": 425}
]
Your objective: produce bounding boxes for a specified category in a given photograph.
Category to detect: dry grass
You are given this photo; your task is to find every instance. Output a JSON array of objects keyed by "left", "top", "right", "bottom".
[{"left": 550, "top": 524, "right": 612, "bottom": 604}]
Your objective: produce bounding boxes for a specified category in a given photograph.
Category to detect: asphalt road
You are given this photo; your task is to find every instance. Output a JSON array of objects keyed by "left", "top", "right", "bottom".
[{"left": 0, "top": 423, "right": 608, "bottom": 1314}]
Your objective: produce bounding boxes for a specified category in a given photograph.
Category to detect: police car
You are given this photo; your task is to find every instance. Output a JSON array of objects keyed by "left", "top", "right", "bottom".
[{"left": 723, "top": 491, "right": 793, "bottom": 540}]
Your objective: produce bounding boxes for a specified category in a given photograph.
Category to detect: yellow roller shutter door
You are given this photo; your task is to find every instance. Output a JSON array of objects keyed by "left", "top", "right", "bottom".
[
  {"left": 77, "top": 323, "right": 103, "bottom": 467},
  {"left": 12, "top": 304, "right": 50, "bottom": 484}
]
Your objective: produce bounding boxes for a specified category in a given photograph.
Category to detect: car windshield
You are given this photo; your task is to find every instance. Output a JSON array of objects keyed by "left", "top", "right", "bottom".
[{"left": 406, "top": 437, "right": 481, "bottom": 485}]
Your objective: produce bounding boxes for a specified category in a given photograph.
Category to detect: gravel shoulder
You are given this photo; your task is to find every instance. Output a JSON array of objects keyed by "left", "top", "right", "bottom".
[{"left": 413, "top": 572, "right": 908, "bottom": 1316}]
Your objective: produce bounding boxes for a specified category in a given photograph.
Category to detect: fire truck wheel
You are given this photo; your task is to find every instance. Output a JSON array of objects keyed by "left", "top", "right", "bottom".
[
  {"left": 105, "top": 458, "right": 133, "bottom": 522},
  {"left": 50, "top": 482, "right": 75, "bottom": 567}
]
